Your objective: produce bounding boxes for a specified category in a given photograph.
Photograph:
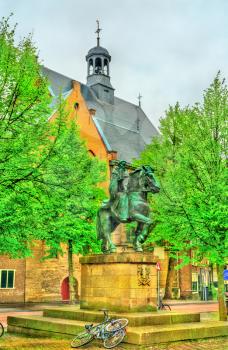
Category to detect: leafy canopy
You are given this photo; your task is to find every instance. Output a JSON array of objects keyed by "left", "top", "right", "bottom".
[
  {"left": 38, "top": 105, "right": 106, "bottom": 257},
  {"left": 0, "top": 16, "right": 105, "bottom": 258},
  {"left": 138, "top": 73, "right": 228, "bottom": 266},
  {"left": 0, "top": 15, "right": 59, "bottom": 257}
]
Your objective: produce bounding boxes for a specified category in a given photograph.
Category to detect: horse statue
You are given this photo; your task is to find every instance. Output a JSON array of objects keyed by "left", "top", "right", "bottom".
[{"left": 97, "top": 161, "right": 160, "bottom": 253}]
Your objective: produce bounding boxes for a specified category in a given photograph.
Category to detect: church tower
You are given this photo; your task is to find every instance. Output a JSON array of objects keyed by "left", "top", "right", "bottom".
[{"left": 86, "top": 20, "right": 114, "bottom": 104}]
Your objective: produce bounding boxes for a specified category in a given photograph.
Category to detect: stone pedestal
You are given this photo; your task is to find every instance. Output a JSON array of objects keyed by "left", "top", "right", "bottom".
[{"left": 79, "top": 253, "right": 157, "bottom": 312}]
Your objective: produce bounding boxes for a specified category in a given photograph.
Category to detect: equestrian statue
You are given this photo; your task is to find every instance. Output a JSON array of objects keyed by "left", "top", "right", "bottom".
[{"left": 97, "top": 161, "right": 160, "bottom": 253}]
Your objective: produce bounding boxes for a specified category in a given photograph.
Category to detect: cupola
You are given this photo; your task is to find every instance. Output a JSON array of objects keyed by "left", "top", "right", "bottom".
[{"left": 86, "top": 20, "right": 114, "bottom": 104}]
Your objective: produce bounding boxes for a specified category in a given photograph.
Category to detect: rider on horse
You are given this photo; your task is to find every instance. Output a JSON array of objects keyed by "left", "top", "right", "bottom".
[
  {"left": 109, "top": 160, "right": 129, "bottom": 222},
  {"left": 97, "top": 162, "right": 160, "bottom": 253}
]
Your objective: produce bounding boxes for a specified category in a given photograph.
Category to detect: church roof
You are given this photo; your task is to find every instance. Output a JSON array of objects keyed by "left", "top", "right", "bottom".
[
  {"left": 86, "top": 46, "right": 111, "bottom": 59},
  {"left": 41, "top": 66, "right": 159, "bottom": 162}
]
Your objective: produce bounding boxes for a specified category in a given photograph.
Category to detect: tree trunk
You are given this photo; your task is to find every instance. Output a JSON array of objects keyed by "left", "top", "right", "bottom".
[
  {"left": 179, "top": 250, "right": 192, "bottom": 299},
  {"left": 217, "top": 264, "right": 227, "bottom": 321},
  {"left": 68, "top": 239, "right": 75, "bottom": 305},
  {"left": 164, "top": 257, "right": 176, "bottom": 299}
]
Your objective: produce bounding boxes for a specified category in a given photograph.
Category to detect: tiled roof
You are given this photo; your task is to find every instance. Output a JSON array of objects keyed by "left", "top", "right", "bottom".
[
  {"left": 41, "top": 66, "right": 159, "bottom": 162},
  {"left": 41, "top": 66, "right": 72, "bottom": 95}
]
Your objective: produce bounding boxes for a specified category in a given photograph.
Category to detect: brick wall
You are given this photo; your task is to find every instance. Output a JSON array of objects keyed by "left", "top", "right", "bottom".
[
  {"left": 25, "top": 241, "right": 81, "bottom": 302},
  {"left": 0, "top": 255, "right": 26, "bottom": 303}
]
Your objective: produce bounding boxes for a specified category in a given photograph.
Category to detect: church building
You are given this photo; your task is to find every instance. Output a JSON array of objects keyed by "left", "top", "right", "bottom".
[
  {"left": 0, "top": 24, "right": 167, "bottom": 303},
  {"left": 41, "top": 23, "right": 158, "bottom": 166}
]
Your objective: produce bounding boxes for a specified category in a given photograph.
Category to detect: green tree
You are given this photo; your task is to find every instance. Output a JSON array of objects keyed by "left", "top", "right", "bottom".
[
  {"left": 39, "top": 108, "right": 106, "bottom": 303},
  {"left": 0, "top": 16, "right": 60, "bottom": 257},
  {"left": 138, "top": 74, "right": 228, "bottom": 320},
  {"left": 0, "top": 17, "right": 106, "bottom": 305}
]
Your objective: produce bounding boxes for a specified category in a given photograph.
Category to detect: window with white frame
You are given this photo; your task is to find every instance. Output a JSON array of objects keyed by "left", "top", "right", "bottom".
[{"left": 0, "top": 270, "right": 15, "bottom": 288}]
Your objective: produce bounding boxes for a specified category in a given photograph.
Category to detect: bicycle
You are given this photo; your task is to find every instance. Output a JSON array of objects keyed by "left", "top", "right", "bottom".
[
  {"left": 71, "top": 308, "right": 128, "bottom": 349},
  {"left": 0, "top": 322, "right": 4, "bottom": 337},
  {"left": 158, "top": 296, "right": 171, "bottom": 311}
]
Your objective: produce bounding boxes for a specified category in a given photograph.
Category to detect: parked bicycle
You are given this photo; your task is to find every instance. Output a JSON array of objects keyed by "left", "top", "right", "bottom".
[
  {"left": 71, "top": 308, "right": 128, "bottom": 349},
  {"left": 0, "top": 322, "right": 4, "bottom": 337},
  {"left": 158, "top": 296, "right": 171, "bottom": 311}
]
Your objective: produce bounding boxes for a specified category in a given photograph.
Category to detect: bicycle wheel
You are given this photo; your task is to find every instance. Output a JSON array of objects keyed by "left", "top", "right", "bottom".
[
  {"left": 71, "top": 331, "right": 94, "bottom": 348},
  {"left": 104, "top": 329, "right": 125, "bottom": 349},
  {"left": 0, "top": 323, "right": 4, "bottom": 337},
  {"left": 105, "top": 318, "right": 128, "bottom": 332}
]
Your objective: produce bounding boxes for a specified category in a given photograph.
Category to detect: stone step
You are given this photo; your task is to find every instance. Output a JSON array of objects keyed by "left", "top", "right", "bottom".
[
  {"left": 126, "top": 320, "right": 228, "bottom": 345},
  {"left": 7, "top": 315, "right": 84, "bottom": 338},
  {"left": 7, "top": 315, "right": 228, "bottom": 345},
  {"left": 43, "top": 307, "right": 200, "bottom": 326}
]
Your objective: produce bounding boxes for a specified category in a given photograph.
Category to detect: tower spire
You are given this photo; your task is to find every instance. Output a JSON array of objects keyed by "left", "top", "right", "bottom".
[{"left": 95, "top": 19, "right": 102, "bottom": 47}]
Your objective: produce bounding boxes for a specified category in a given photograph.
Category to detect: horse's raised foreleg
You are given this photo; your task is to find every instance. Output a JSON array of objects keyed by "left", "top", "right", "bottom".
[{"left": 130, "top": 212, "right": 152, "bottom": 225}]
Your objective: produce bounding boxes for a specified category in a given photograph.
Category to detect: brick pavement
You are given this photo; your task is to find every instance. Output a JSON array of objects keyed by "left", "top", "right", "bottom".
[{"left": 167, "top": 302, "right": 218, "bottom": 313}]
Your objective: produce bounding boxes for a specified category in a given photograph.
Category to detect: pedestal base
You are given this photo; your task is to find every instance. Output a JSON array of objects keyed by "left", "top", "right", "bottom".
[
  {"left": 79, "top": 252, "right": 158, "bottom": 312},
  {"left": 115, "top": 243, "right": 134, "bottom": 253}
]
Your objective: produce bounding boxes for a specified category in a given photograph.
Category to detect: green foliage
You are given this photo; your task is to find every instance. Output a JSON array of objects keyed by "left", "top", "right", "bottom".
[
  {"left": 37, "top": 101, "right": 106, "bottom": 257},
  {"left": 138, "top": 73, "right": 228, "bottom": 266},
  {"left": 0, "top": 15, "right": 59, "bottom": 257},
  {"left": 0, "top": 16, "right": 106, "bottom": 258}
]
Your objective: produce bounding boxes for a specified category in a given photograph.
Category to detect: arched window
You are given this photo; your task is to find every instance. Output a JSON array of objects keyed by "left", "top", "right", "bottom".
[
  {"left": 89, "top": 59, "right": 93, "bottom": 75},
  {"left": 104, "top": 59, "right": 108, "bottom": 75},
  {"left": 95, "top": 57, "right": 102, "bottom": 74}
]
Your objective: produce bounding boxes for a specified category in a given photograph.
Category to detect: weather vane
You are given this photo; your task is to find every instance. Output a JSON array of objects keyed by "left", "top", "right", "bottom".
[
  {"left": 95, "top": 19, "right": 102, "bottom": 46},
  {"left": 138, "top": 93, "right": 142, "bottom": 108}
]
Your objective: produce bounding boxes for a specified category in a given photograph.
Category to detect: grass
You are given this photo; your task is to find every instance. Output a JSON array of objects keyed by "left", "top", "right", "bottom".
[
  {"left": 0, "top": 333, "right": 72, "bottom": 350},
  {"left": 1, "top": 333, "right": 228, "bottom": 350}
]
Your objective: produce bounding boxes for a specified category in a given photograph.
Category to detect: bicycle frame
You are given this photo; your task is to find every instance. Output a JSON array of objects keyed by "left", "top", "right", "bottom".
[
  {"left": 87, "top": 319, "right": 116, "bottom": 340},
  {"left": 71, "top": 309, "right": 128, "bottom": 349}
]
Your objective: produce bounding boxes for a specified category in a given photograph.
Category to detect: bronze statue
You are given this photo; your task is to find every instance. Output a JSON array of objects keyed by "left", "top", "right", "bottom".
[
  {"left": 109, "top": 160, "right": 129, "bottom": 222},
  {"left": 97, "top": 162, "right": 160, "bottom": 253}
]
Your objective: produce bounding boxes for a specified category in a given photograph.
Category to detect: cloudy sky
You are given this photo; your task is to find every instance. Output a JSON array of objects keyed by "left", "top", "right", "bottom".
[{"left": 0, "top": 0, "right": 227, "bottom": 128}]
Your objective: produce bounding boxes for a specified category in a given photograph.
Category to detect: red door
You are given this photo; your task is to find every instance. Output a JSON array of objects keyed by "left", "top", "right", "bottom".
[
  {"left": 61, "top": 276, "right": 79, "bottom": 301},
  {"left": 61, "top": 277, "right": 70, "bottom": 301}
]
